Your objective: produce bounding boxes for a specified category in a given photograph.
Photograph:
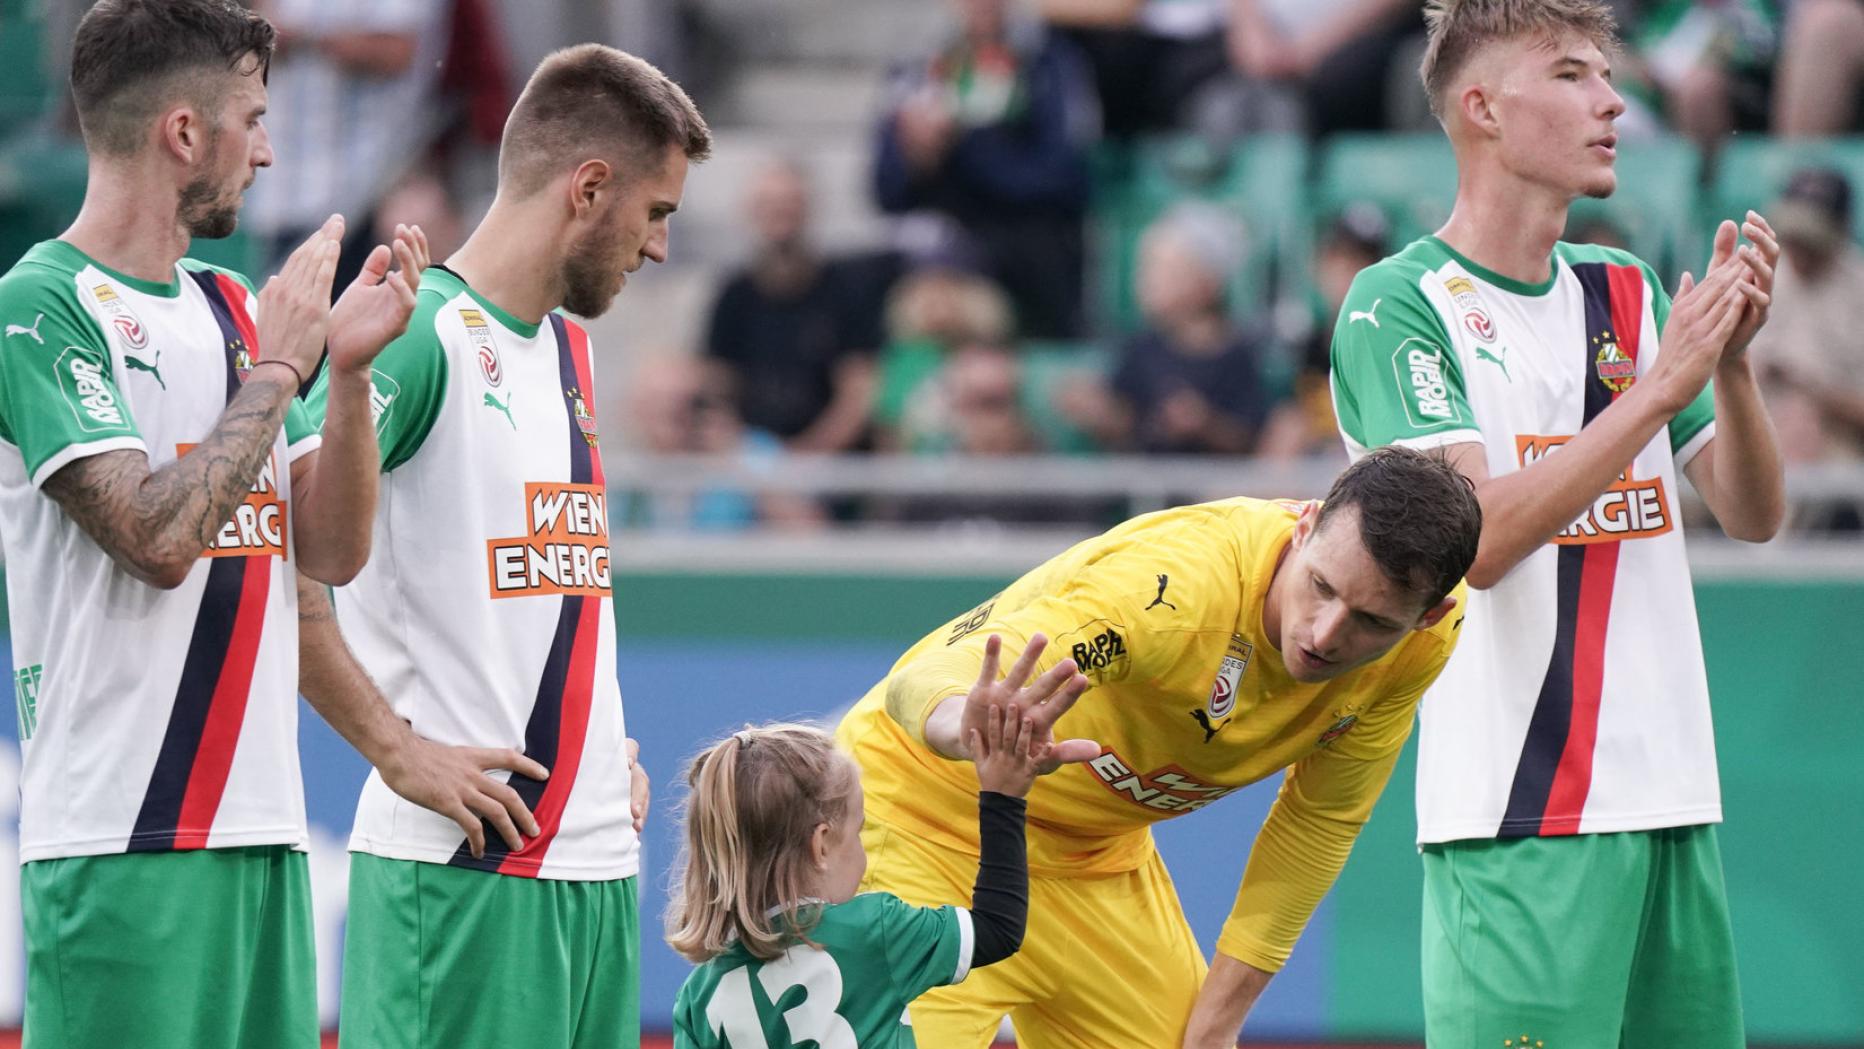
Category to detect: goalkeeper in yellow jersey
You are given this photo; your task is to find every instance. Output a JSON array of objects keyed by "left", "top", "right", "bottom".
[{"left": 836, "top": 446, "right": 1482, "bottom": 1048}]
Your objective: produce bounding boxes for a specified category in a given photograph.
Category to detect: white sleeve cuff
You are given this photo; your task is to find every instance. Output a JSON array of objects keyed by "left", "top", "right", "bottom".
[
  {"left": 952, "top": 906, "right": 976, "bottom": 984},
  {"left": 30, "top": 436, "right": 147, "bottom": 489},
  {"left": 1675, "top": 421, "right": 1716, "bottom": 470}
]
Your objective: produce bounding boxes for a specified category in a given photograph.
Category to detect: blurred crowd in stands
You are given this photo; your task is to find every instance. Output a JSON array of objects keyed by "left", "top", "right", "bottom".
[{"left": 6, "top": 0, "right": 1864, "bottom": 533}]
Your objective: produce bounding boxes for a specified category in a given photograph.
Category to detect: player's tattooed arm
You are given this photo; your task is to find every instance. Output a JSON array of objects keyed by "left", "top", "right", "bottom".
[
  {"left": 296, "top": 572, "right": 551, "bottom": 859},
  {"left": 42, "top": 368, "right": 302, "bottom": 589}
]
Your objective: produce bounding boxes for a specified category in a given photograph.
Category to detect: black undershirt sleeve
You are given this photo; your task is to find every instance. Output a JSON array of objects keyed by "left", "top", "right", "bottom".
[{"left": 967, "top": 790, "right": 1029, "bottom": 969}]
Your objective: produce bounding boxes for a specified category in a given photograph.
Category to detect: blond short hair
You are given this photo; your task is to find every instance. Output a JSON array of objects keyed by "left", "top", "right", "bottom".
[{"left": 1419, "top": 0, "right": 1618, "bottom": 118}]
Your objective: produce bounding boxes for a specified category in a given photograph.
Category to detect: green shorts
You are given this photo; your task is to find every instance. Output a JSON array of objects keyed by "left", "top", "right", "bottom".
[
  {"left": 1422, "top": 825, "right": 1743, "bottom": 1049},
  {"left": 339, "top": 854, "right": 639, "bottom": 1049},
  {"left": 22, "top": 845, "right": 318, "bottom": 1049}
]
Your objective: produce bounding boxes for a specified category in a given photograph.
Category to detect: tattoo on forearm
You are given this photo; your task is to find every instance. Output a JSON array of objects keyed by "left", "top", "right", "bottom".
[{"left": 44, "top": 374, "right": 296, "bottom": 583}]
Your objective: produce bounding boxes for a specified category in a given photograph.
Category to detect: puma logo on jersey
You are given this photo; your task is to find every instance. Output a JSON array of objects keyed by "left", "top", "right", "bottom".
[
  {"left": 487, "top": 482, "right": 612, "bottom": 598},
  {"left": 124, "top": 349, "right": 165, "bottom": 390},
  {"left": 1348, "top": 299, "right": 1381, "bottom": 327},
  {"left": 1475, "top": 345, "right": 1510, "bottom": 382},
  {"left": 1088, "top": 751, "right": 1238, "bottom": 813},
  {"left": 1189, "top": 708, "right": 1230, "bottom": 743},
  {"left": 1146, "top": 574, "right": 1177, "bottom": 611},
  {"left": 6, "top": 314, "right": 44, "bottom": 343},
  {"left": 484, "top": 391, "right": 516, "bottom": 429}
]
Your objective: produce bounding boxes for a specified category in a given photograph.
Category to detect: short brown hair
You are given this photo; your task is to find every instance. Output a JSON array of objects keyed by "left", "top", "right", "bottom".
[
  {"left": 498, "top": 44, "right": 712, "bottom": 199},
  {"left": 1316, "top": 446, "right": 1482, "bottom": 608},
  {"left": 1419, "top": 0, "right": 1618, "bottom": 118},
  {"left": 70, "top": 0, "right": 275, "bottom": 157},
  {"left": 665, "top": 724, "right": 859, "bottom": 963}
]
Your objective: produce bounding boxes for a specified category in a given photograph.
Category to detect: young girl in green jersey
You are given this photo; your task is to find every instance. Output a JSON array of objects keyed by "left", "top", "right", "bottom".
[{"left": 667, "top": 698, "right": 1038, "bottom": 1048}]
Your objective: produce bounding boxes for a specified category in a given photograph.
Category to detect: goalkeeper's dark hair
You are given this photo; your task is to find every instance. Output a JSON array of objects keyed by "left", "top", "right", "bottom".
[
  {"left": 70, "top": 0, "right": 275, "bottom": 157},
  {"left": 665, "top": 723, "right": 858, "bottom": 963},
  {"left": 1419, "top": 0, "right": 1619, "bottom": 120},
  {"left": 499, "top": 44, "right": 712, "bottom": 200},
  {"left": 1315, "top": 447, "right": 1482, "bottom": 609}
]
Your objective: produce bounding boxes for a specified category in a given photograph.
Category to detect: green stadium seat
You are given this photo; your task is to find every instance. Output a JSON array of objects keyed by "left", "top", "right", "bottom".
[
  {"left": 1314, "top": 133, "right": 1458, "bottom": 247},
  {"left": 1708, "top": 136, "right": 1864, "bottom": 246},
  {"left": 1089, "top": 133, "right": 1309, "bottom": 334},
  {"left": 1019, "top": 340, "right": 1110, "bottom": 454}
]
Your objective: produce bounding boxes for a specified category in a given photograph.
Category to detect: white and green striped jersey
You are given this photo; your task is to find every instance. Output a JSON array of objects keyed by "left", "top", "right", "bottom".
[
  {"left": 1330, "top": 236, "right": 1720, "bottom": 844},
  {"left": 0, "top": 240, "right": 320, "bottom": 861},
  {"left": 307, "top": 266, "right": 633, "bottom": 880},
  {"left": 673, "top": 894, "right": 975, "bottom": 1049}
]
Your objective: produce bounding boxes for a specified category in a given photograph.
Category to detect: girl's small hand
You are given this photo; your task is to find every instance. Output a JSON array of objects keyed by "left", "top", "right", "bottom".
[{"left": 970, "top": 701, "right": 1042, "bottom": 799}]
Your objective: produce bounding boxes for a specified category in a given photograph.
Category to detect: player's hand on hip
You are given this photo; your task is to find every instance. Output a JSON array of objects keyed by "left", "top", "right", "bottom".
[
  {"left": 326, "top": 223, "right": 426, "bottom": 377},
  {"left": 970, "top": 701, "right": 1043, "bottom": 797},
  {"left": 627, "top": 736, "right": 650, "bottom": 833},
  {"left": 962, "top": 634, "right": 1096, "bottom": 773},
  {"left": 378, "top": 735, "right": 550, "bottom": 859},
  {"left": 256, "top": 214, "right": 343, "bottom": 381}
]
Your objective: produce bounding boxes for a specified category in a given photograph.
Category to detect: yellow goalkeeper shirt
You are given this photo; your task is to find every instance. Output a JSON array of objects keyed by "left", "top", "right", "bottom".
[{"left": 835, "top": 496, "right": 1465, "bottom": 971}]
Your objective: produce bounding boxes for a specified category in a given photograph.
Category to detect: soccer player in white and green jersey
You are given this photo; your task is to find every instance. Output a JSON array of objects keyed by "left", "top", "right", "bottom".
[
  {"left": 1328, "top": 1, "right": 1786, "bottom": 1045},
  {"left": 0, "top": 2, "right": 519, "bottom": 1047},
  {"left": 298, "top": 45, "right": 711, "bottom": 1049}
]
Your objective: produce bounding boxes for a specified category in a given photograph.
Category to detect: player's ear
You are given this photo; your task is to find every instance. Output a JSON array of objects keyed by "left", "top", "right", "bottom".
[
  {"left": 160, "top": 104, "right": 203, "bottom": 165},
  {"left": 568, "top": 158, "right": 612, "bottom": 220},
  {"left": 1416, "top": 594, "right": 1458, "bottom": 631},
  {"left": 1290, "top": 502, "right": 1320, "bottom": 551},
  {"left": 1459, "top": 80, "right": 1501, "bottom": 139}
]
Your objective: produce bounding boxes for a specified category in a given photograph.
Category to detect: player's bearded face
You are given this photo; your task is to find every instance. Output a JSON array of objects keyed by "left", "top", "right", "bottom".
[
  {"left": 559, "top": 207, "right": 632, "bottom": 318},
  {"left": 177, "top": 126, "right": 242, "bottom": 240},
  {"left": 1276, "top": 507, "right": 1430, "bottom": 682}
]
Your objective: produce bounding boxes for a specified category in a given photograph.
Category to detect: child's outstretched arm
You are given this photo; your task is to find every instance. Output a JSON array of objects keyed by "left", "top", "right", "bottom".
[{"left": 966, "top": 702, "right": 1038, "bottom": 969}]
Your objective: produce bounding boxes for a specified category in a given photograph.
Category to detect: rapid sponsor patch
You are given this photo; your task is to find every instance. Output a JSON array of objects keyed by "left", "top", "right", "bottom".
[
  {"left": 486, "top": 482, "right": 612, "bottom": 598},
  {"left": 1071, "top": 627, "right": 1129, "bottom": 680},
  {"left": 1518, "top": 435, "right": 1673, "bottom": 543},
  {"left": 1087, "top": 750, "right": 1239, "bottom": 813},
  {"left": 57, "top": 348, "right": 127, "bottom": 430},
  {"left": 1389, "top": 337, "right": 1464, "bottom": 425},
  {"left": 179, "top": 444, "right": 287, "bottom": 558}
]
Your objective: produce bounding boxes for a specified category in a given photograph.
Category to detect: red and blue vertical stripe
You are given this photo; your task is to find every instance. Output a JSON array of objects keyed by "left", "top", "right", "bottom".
[
  {"left": 451, "top": 315, "right": 607, "bottom": 875},
  {"left": 129, "top": 272, "right": 272, "bottom": 851},
  {"left": 1498, "top": 262, "right": 1644, "bottom": 838}
]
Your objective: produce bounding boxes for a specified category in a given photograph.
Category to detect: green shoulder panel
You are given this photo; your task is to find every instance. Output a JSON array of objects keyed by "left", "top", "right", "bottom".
[
  {"left": 0, "top": 255, "right": 141, "bottom": 479},
  {"left": 1328, "top": 250, "right": 1475, "bottom": 450},
  {"left": 303, "top": 288, "right": 450, "bottom": 472}
]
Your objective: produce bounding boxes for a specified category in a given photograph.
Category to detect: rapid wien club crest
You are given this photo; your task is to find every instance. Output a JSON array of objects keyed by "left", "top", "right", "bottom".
[
  {"left": 1317, "top": 712, "right": 1359, "bottom": 747},
  {"left": 567, "top": 386, "right": 599, "bottom": 446},
  {"left": 1594, "top": 329, "right": 1636, "bottom": 393}
]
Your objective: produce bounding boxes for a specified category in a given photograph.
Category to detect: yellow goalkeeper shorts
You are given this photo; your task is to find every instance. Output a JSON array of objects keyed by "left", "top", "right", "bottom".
[{"left": 859, "top": 815, "right": 1208, "bottom": 1049}]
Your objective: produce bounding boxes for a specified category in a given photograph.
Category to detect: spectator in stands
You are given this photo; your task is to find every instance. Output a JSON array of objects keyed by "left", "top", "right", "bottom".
[
  {"left": 1749, "top": 169, "right": 1864, "bottom": 470},
  {"left": 871, "top": 243, "right": 1017, "bottom": 448},
  {"left": 704, "top": 158, "right": 880, "bottom": 452},
  {"left": 1260, "top": 203, "right": 1389, "bottom": 461},
  {"left": 617, "top": 356, "right": 824, "bottom": 532},
  {"left": 1036, "top": 0, "right": 1251, "bottom": 137},
  {"left": 1629, "top": 0, "right": 1777, "bottom": 150},
  {"left": 1774, "top": 0, "right": 1864, "bottom": 134},
  {"left": 887, "top": 343, "right": 1104, "bottom": 525},
  {"left": 1059, "top": 204, "right": 1274, "bottom": 455},
  {"left": 873, "top": 0, "right": 1097, "bottom": 338},
  {"left": 246, "top": 0, "right": 451, "bottom": 291},
  {"left": 1224, "top": 0, "right": 1423, "bottom": 135}
]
